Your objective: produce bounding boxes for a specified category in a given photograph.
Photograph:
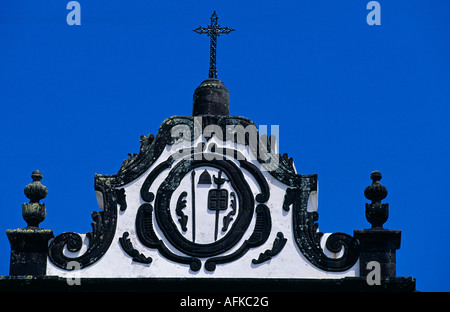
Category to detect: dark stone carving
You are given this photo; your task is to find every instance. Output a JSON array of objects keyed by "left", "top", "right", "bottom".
[
  {"left": 7, "top": 170, "right": 54, "bottom": 276},
  {"left": 46, "top": 114, "right": 360, "bottom": 273},
  {"left": 198, "top": 169, "right": 212, "bottom": 184},
  {"left": 46, "top": 115, "right": 281, "bottom": 271},
  {"left": 136, "top": 203, "right": 201, "bottom": 272},
  {"left": 152, "top": 157, "right": 255, "bottom": 258},
  {"left": 7, "top": 228, "right": 54, "bottom": 276},
  {"left": 252, "top": 232, "right": 287, "bottom": 265},
  {"left": 222, "top": 192, "right": 236, "bottom": 232},
  {"left": 23, "top": 170, "right": 48, "bottom": 202},
  {"left": 364, "top": 170, "right": 389, "bottom": 228},
  {"left": 115, "top": 115, "right": 292, "bottom": 187},
  {"left": 238, "top": 158, "right": 270, "bottom": 203},
  {"left": 283, "top": 182, "right": 359, "bottom": 272},
  {"left": 119, "top": 232, "right": 152, "bottom": 264},
  {"left": 140, "top": 156, "right": 175, "bottom": 203},
  {"left": 116, "top": 188, "right": 127, "bottom": 212},
  {"left": 22, "top": 170, "right": 48, "bottom": 228},
  {"left": 354, "top": 229, "right": 401, "bottom": 279},
  {"left": 132, "top": 129, "right": 274, "bottom": 271},
  {"left": 355, "top": 171, "right": 401, "bottom": 279},
  {"left": 205, "top": 204, "right": 271, "bottom": 271},
  {"left": 48, "top": 177, "right": 118, "bottom": 270},
  {"left": 208, "top": 170, "right": 229, "bottom": 241},
  {"left": 175, "top": 191, "right": 188, "bottom": 232},
  {"left": 190, "top": 171, "right": 197, "bottom": 242}
]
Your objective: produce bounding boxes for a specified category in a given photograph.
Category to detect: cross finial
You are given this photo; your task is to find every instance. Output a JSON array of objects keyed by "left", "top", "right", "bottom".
[{"left": 193, "top": 11, "right": 235, "bottom": 78}]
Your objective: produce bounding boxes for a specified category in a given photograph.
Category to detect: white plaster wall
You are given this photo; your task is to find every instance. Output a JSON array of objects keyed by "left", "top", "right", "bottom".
[{"left": 47, "top": 136, "right": 358, "bottom": 279}]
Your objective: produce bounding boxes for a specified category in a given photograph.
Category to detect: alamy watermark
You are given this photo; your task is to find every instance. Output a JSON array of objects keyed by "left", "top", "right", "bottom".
[
  {"left": 66, "top": 1, "right": 81, "bottom": 26},
  {"left": 66, "top": 260, "right": 81, "bottom": 286},
  {"left": 366, "top": 1, "right": 381, "bottom": 26},
  {"left": 366, "top": 260, "right": 381, "bottom": 286},
  {"left": 170, "top": 117, "right": 280, "bottom": 172},
  {"left": 66, "top": 2, "right": 380, "bottom": 27}
]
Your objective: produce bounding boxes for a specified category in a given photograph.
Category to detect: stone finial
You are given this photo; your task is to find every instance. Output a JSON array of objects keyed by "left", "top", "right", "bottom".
[
  {"left": 364, "top": 171, "right": 387, "bottom": 203},
  {"left": 6, "top": 170, "right": 54, "bottom": 275},
  {"left": 24, "top": 170, "right": 48, "bottom": 203},
  {"left": 364, "top": 170, "right": 389, "bottom": 229},
  {"left": 354, "top": 170, "right": 401, "bottom": 280},
  {"left": 22, "top": 170, "right": 48, "bottom": 228}
]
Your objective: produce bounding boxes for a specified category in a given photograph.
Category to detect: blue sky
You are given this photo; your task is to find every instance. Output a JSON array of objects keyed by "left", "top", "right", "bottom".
[{"left": 0, "top": 0, "right": 449, "bottom": 291}]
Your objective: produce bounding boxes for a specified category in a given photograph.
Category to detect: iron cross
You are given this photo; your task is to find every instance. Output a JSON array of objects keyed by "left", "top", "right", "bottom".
[{"left": 193, "top": 11, "right": 235, "bottom": 79}]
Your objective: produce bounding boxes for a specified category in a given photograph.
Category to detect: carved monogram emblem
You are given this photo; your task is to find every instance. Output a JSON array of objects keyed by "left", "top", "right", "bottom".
[
  {"left": 134, "top": 151, "right": 271, "bottom": 271},
  {"left": 175, "top": 169, "right": 237, "bottom": 244}
]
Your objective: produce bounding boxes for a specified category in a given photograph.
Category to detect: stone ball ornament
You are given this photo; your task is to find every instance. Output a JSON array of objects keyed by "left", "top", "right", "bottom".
[
  {"left": 364, "top": 170, "right": 389, "bottom": 229},
  {"left": 22, "top": 170, "right": 48, "bottom": 228}
]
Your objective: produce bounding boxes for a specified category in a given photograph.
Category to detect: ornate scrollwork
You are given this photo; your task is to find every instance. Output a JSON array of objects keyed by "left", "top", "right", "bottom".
[
  {"left": 151, "top": 157, "right": 256, "bottom": 258},
  {"left": 283, "top": 184, "right": 359, "bottom": 272},
  {"left": 252, "top": 232, "right": 287, "bottom": 265},
  {"left": 222, "top": 192, "right": 236, "bottom": 232},
  {"left": 136, "top": 203, "right": 202, "bottom": 272},
  {"left": 119, "top": 232, "right": 152, "bottom": 264},
  {"left": 134, "top": 137, "right": 273, "bottom": 272},
  {"left": 205, "top": 204, "right": 271, "bottom": 271},
  {"left": 47, "top": 114, "right": 358, "bottom": 274},
  {"left": 48, "top": 179, "right": 119, "bottom": 270},
  {"left": 102, "top": 115, "right": 298, "bottom": 193},
  {"left": 175, "top": 192, "right": 189, "bottom": 232}
]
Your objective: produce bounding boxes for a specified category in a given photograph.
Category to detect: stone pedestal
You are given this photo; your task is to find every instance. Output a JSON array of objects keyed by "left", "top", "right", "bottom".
[
  {"left": 7, "top": 228, "right": 54, "bottom": 276},
  {"left": 6, "top": 170, "right": 54, "bottom": 276},
  {"left": 354, "top": 228, "right": 401, "bottom": 278},
  {"left": 355, "top": 171, "right": 402, "bottom": 280}
]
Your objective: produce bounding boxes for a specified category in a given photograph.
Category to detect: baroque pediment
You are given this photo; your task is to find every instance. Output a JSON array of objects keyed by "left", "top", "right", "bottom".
[{"left": 47, "top": 114, "right": 359, "bottom": 278}]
